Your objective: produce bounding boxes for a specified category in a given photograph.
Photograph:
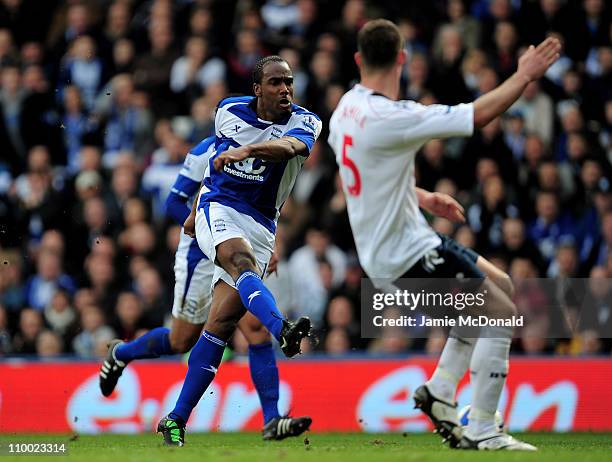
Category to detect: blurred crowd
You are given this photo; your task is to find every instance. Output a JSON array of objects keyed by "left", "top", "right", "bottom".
[{"left": 0, "top": 0, "right": 611, "bottom": 359}]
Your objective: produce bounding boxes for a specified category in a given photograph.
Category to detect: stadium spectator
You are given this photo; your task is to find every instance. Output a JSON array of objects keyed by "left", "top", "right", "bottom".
[
  {"left": 0, "top": 249, "right": 25, "bottom": 312},
  {"left": 133, "top": 19, "right": 178, "bottom": 117},
  {"left": 72, "top": 304, "right": 115, "bottom": 358},
  {"left": 324, "top": 327, "right": 351, "bottom": 355},
  {"left": 528, "top": 191, "right": 575, "bottom": 267},
  {"left": 24, "top": 248, "right": 75, "bottom": 312},
  {"left": 0, "top": 64, "right": 28, "bottom": 173},
  {"left": 12, "top": 308, "right": 44, "bottom": 355},
  {"left": 404, "top": 52, "right": 431, "bottom": 102},
  {"left": 36, "top": 329, "right": 64, "bottom": 357},
  {"left": 289, "top": 227, "right": 346, "bottom": 324},
  {"left": 43, "top": 289, "right": 77, "bottom": 344},
  {"left": 94, "top": 74, "right": 153, "bottom": 168},
  {"left": 511, "top": 81, "right": 554, "bottom": 147},
  {"left": 500, "top": 218, "right": 546, "bottom": 275},
  {"left": 112, "top": 291, "right": 145, "bottom": 341},
  {"left": 227, "top": 29, "right": 265, "bottom": 94},
  {"left": 579, "top": 266, "right": 612, "bottom": 352},
  {"left": 324, "top": 295, "right": 360, "bottom": 348},
  {"left": 111, "top": 38, "right": 136, "bottom": 76},
  {"left": 441, "top": 0, "right": 480, "bottom": 51},
  {"left": 133, "top": 266, "right": 167, "bottom": 327},
  {"left": 61, "top": 85, "right": 97, "bottom": 174},
  {"left": 187, "top": 96, "right": 215, "bottom": 142},
  {"left": 142, "top": 133, "right": 186, "bottom": 222},
  {"left": 103, "top": 1, "right": 132, "bottom": 46},
  {"left": 0, "top": 304, "right": 11, "bottom": 355},
  {"left": 59, "top": 35, "right": 107, "bottom": 111},
  {"left": 467, "top": 175, "right": 519, "bottom": 252},
  {"left": 83, "top": 252, "right": 117, "bottom": 314},
  {"left": 170, "top": 36, "right": 226, "bottom": 102}
]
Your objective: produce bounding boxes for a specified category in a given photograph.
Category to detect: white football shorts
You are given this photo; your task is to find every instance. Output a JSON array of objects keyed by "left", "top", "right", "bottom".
[
  {"left": 195, "top": 201, "right": 275, "bottom": 288},
  {"left": 171, "top": 242, "right": 214, "bottom": 325}
]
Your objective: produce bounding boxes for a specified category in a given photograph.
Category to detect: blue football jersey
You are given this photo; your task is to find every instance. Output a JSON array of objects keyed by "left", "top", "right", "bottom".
[{"left": 199, "top": 96, "right": 321, "bottom": 233}]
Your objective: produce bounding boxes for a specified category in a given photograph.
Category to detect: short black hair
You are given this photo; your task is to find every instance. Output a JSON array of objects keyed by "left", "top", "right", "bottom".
[
  {"left": 357, "top": 19, "right": 403, "bottom": 70},
  {"left": 252, "top": 55, "right": 287, "bottom": 84}
]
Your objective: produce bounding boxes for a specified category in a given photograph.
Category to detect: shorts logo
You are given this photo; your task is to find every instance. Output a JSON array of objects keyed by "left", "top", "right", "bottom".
[
  {"left": 213, "top": 219, "right": 227, "bottom": 233},
  {"left": 421, "top": 250, "right": 445, "bottom": 273}
]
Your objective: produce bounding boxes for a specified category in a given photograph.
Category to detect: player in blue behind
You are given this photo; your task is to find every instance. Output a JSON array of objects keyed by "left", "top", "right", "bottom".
[
  {"left": 99, "top": 134, "right": 311, "bottom": 441},
  {"left": 155, "top": 55, "right": 322, "bottom": 446}
]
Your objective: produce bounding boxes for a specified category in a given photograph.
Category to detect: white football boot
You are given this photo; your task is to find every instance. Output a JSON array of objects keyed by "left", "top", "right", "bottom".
[{"left": 459, "top": 432, "right": 538, "bottom": 451}]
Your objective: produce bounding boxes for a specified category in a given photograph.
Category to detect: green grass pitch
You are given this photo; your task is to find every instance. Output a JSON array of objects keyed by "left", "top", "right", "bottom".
[{"left": 1, "top": 432, "right": 611, "bottom": 462}]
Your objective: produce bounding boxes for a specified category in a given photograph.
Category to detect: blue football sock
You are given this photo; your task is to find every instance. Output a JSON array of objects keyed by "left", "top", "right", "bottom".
[
  {"left": 235, "top": 271, "right": 284, "bottom": 340},
  {"left": 114, "top": 327, "right": 172, "bottom": 363},
  {"left": 249, "top": 342, "right": 280, "bottom": 424},
  {"left": 171, "top": 331, "right": 226, "bottom": 423}
]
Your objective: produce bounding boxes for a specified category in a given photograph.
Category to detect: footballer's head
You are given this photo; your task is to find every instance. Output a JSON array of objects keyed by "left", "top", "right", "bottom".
[
  {"left": 356, "top": 19, "right": 405, "bottom": 75},
  {"left": 253, "top": 55, "right": 294, "bottom": 121}
]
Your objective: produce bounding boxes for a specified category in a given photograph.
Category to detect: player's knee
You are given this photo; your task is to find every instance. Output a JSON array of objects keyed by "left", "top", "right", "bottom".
[
  {"left": 494, "top": 293, "right": 517, "bottom": 320},
  {"left": 483, "top": 279, "right": 516, "bottom": 320},
  {"left": 497, "top": 273, "right": 515, "bottom": 300},
  {"left": 230, "top": 251, "right": 258, "bottom": 275},
  {"left": 206, "top": 311, "right": 240, "bottom": 340}
]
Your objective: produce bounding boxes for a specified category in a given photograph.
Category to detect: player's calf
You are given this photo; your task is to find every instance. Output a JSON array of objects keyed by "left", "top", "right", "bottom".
[{"left": 168, "top": 318, "right": 203, "bottom": 353}]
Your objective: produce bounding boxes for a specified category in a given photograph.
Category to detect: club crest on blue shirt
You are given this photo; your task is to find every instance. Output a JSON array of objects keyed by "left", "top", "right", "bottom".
[
  {"left": 302, "top": 116, "right": 316, "bottom": 133},
  {"left": 270, "top": 126, "right": 283, "bottom": 139}
]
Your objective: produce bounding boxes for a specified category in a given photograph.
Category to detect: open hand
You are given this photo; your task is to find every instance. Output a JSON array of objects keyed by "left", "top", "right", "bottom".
[
  {"left": 267, "top": 252, "right": 279, "bottom": 276},
  {"left": 421, "top": 192, "right": 465, "bottom": 223},
  {"left": 517, "top": 37, "right": 562, "bottom": 82},
  {"left": 183, "top": 212, "right": 196, "bottom": 238}
]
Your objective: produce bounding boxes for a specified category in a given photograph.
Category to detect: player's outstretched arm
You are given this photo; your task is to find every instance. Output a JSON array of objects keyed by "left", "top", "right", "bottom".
[
  {"left": 472, "top": 37, "right": 561, "bottom": 128},
  {"left": 213, "top": 136, "right": 307, "bottom": 171},
  {"left": 416, "top": 187, "right": 465, "bottom": 223}
]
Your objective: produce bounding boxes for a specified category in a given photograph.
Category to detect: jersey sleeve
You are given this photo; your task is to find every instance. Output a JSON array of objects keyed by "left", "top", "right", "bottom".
[
  {"left": 370, "top": 97, "right": 474, "bottom": 149},
  {"left": 285, "top": 112, "right": 322, "bottom": 154},
  {"left": 397, "top": 101, "right": 474, "bottom": 143},
  {"left": 170, "top": 137, "right": 215, "bottom": 198}
]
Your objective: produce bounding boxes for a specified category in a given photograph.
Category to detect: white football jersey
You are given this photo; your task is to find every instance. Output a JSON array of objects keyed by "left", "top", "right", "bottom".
[{"left": 328, "top": 84, "right": 474, "bottom": 280}]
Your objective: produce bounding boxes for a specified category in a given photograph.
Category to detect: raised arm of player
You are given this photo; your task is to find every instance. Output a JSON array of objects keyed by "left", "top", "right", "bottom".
[
  {"left": 472, "top": 37, "right": 561, "bottom": 128},
  {"left": 416, "top": 187, "right": 465, "bottom": 223},
  {"left": 212, "top": 136, "right": 307, "bottom": 171}
]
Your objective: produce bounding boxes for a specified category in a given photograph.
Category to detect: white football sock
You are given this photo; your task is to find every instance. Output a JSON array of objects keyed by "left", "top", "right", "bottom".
[
  {"left": 426, "top": 328, "right": 476, "bottom": 402},
  {"left": 467, "top": 326, "right": 512, "bottom": 439}
]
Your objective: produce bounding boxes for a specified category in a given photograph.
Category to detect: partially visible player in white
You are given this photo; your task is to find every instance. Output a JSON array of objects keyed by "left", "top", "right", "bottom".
[{"left": 329, "top": 19, "right": 560, "bottom": 451}]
